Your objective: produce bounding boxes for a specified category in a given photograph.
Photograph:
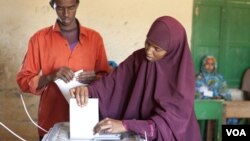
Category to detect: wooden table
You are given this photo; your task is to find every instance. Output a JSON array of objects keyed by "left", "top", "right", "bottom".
[
  {"left": 223, "top": 101, "right": 250, "bottom": 124},
  {"left": 195, "top": 100, "right": 250, "bottom": 141}
]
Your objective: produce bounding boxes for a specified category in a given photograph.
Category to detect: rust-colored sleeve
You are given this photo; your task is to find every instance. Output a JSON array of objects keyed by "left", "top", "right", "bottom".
[{"left": 16, "top": 33, "right": 43, "bottom": 95}]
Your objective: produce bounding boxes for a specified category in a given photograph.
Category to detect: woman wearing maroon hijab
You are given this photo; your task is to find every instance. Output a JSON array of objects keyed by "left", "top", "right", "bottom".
[{"left": 70, "top": 16, "right": 202, "bottom": 141}]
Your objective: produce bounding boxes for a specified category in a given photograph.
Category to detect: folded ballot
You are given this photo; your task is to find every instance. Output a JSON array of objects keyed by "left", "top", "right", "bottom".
[{"left": 54, "top": 70, "right": 87, "bottom": 103}]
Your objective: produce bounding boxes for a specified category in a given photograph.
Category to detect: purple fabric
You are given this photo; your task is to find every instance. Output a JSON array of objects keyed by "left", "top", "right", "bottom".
[
  {"left": 89, "top": 16, "right": 201, "bottom": 141},
  {"left": 70, "top": 41, "right": 78, "bottom": 51}
]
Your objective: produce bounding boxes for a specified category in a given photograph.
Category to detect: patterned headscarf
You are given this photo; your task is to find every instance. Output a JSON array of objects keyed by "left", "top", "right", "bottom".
[
  {"left": 196, "top": 55, "right": 231, "bottom": 100},
  {"left": 201, "top": 55, "right": 217, "bottom": 74}
]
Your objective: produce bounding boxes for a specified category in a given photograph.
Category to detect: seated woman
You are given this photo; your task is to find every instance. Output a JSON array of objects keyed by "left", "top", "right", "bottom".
[
  {"left": 195, "top": 55, "right": 232, "bottom": 100},
  {"left": 70, "top": 16, "right": 202, "bottom": 141},
  {"left": 195, "top": 55, "right": 237, "bottom": 140}
]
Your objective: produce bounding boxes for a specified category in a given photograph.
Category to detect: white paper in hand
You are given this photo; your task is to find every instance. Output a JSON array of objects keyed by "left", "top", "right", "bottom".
[
  {"left": 54, "top": 70, "right": 87, "bottom": 103},
  {"left": 200, "top": 86, "right": 213, "bottom": 97},
  {"left": 70, "top": 98, "right": 99, "bottom": 140}
]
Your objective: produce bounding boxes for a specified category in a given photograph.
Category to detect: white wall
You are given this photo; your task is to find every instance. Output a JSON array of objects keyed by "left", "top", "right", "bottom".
[
  {"left": 77, "top": 0, "right": 194, "bottom": 63},
  {"left": 0, "top": 0, "right": 194, "bottom": 68}
]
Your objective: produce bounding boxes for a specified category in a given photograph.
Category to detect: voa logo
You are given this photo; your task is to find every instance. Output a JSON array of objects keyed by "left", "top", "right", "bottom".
[{"left": 226, "top": 129, "right": 246, "bottom": 136}]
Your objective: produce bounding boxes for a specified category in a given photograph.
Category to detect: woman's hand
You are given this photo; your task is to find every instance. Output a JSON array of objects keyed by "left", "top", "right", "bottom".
[
  {"left": 76, "top": 71, "right": 97, "bottom": 84},
  {"left": 93, "top": 118, "right": 127, "bottom": 134},
  {"left": 70, "top": 86, "right": 89, "bottom": 107}
]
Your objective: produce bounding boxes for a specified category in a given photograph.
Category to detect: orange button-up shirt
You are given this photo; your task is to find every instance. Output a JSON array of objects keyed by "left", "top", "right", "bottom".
[{"left": 16, "top": 21, "right": 110, "bottom": 136}]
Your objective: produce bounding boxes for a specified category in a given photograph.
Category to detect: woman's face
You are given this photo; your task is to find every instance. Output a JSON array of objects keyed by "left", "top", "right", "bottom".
[
  {"left": 204, "top": 58, "right": 215, "bottom": 73},
  {"left": 145, "top": 39, "right": 167, "bottom": 62}
]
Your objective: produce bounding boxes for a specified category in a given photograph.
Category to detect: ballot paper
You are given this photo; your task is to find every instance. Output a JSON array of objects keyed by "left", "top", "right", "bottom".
[
  {"left": 70, "top": 98, "right": 121, "bottom": 140},
  {"left": 200, "top": 86, "right": 213, "bottom": 97},
  {"left": 70, "top": 98, "right": 99, "bottom": 140},
  {"left": 54, "top": 70, "right": 87, "bottom": 103}
]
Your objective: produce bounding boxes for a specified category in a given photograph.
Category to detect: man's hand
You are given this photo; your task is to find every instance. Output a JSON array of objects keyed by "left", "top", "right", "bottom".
[
  {"left": 76, "top": 71, "right": 97, "bottom": 84},
  {"left": 51, "top": 66, "right": 74, "bottom": 83},
  {"left": 38, "top": 66, "right": 74, "bottom": 89}
]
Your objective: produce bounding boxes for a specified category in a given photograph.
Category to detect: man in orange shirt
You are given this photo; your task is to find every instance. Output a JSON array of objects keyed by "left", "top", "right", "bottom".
[{"left": 16, "top": 0, "right": 110, "bottom": 140}]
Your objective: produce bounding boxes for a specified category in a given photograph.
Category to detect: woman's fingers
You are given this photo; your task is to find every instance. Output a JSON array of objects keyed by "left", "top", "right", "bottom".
[
  {"left": 94, "top": 121, "right": 113, "bottom": 134},
  {"left": 69, "top": 88, "right": 76, "bottom": 98},
  {"left": 70, "top": 86, "right": 89, "bottom": 107},
  {"left": 97, "top": 124, "right": 113, "bottom": 133},
  {"left": 80, "top": 87, "right": 88, "bottom": 106}
]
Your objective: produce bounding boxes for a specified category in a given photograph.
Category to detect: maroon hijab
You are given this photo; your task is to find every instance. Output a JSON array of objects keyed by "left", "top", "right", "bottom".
[{"left": 89, "top": 16, "right": 201, "bottom": 141}]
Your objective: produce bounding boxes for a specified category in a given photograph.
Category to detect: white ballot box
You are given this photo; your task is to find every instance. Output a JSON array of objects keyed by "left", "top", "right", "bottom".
[{"left": 42, "top": 122, "right": 144, "bottom": 141}]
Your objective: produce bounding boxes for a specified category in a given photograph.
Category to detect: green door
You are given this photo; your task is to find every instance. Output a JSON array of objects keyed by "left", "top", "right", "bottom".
[
  {"left": 192, "top": 0, "right": 250, "bottom": 88},
  {"left": 221, "top": 1, "right": 250, "bottom": 87}
]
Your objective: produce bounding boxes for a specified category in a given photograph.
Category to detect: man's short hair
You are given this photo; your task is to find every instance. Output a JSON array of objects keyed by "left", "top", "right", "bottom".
[{"left": 49, "top": 0, "right": 80, "bottom": 8}]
